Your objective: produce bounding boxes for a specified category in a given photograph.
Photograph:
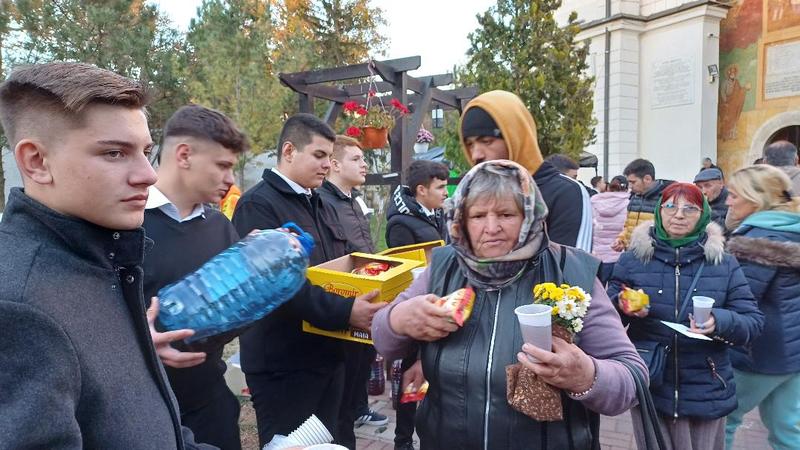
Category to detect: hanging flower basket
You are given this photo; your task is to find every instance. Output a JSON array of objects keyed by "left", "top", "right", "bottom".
[
  {"left": 360, "top": 126, "right": 389, "bottom": 149},
  {"left": 342, "top": 92, "right": 409, "bottom": 150}
]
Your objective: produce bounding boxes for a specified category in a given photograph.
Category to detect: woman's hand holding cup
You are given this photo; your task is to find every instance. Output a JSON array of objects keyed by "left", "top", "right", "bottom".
[
  {"left": 688, "top": 313, "right": 716, "bottom": 335},
  {"left": 517, "top": 337, "right": 596, "bottom": 394},
  {"left": 389, "top": 294, "right": 459, "bottom": 341}
]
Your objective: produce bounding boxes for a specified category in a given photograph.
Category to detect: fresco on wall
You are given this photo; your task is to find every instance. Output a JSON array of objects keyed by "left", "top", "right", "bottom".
[
  {"left": 718, "top": 0, "right": 761, "bottom": 141},
  {"left": 719, "top": 63, "right": 752, "bottom": 140},
  {"left": 720, "top": 0, "right": 763, "bottom": 52},
  {"left": 767, "top": 0, "right": 800, "bottom": 33},
  {"left": 717, "top": 0, "right": 800, "bottom": 173}
]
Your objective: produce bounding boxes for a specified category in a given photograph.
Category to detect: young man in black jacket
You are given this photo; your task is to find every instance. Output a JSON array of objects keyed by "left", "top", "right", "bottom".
[
  {"left": 385, "top": 159, "right": 448, "bottom": 450},
  {"left": 0, "top": 63, "right": 212, "bottom": 448},
  {"left": 142, "top": 105, "right": 248, "bottom": 449},
  {"left": 385, "top": 160, "right": 449, "bottom": 248},
  {"left": 318, "top": 135, "right": 388, "bottom": 448},
  {"left": 232, "top": 114, "right": 383, "bottom": 447}
]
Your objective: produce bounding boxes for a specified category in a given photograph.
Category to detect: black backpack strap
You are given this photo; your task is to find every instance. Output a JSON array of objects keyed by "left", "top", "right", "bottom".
[{"left": 677, "top": 261, "right": 705, "bottom": 321}]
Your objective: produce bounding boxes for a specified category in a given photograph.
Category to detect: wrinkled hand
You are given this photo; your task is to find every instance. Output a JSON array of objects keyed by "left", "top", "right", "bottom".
[
  {"left": 611, "top": 238, "right": 625, "bottom": 252},
  {"left": 147, "top": 297, "right": 206, "bottom": 368},
  {"left": 517, "top": 337, "right": 596, "bottom": 394},
  {"left": 349, "top": 290, "right": 385, "bottom": 330},
  {"left": 389, "top": 294, "right": 459, "bottom": 341},
  {"left": 688, "top": 313, "right": 716, "bottom": 335},
  {"left": 401, "top": 359, "right": 426, "bottom": 393}
]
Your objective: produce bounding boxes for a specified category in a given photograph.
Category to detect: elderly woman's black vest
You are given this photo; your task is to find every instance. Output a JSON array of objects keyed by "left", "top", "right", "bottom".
[{"left": 417, "top": 244, "right": 600, "bottom": 450}]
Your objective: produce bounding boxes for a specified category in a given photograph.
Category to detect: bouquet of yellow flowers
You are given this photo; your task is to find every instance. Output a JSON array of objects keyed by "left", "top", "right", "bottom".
[
  {"left": 532, "top": 282, "right": 592, "bottom": 334},
  {"left": 507, "top": 282, "right": 594, "bottom": 422}
]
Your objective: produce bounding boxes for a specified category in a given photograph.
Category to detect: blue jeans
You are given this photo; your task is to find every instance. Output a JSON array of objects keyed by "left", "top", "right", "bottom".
[{"left": 725, "top": 369, "right": 800, "bottom": 450}]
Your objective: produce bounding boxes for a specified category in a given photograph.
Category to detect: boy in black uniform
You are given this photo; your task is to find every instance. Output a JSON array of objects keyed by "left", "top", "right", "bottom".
[
  {"left": 318, "top": 135, "right": 388, "bottom": 448},
  {"left": 232, "top": 114, "right": 383, "bottom": 447},
  {"left": 142, "top": 104, "right": 248, "bottom": 449}
]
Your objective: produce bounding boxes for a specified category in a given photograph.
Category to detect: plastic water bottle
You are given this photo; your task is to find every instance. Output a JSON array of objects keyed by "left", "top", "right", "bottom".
[{"left": 157, "top": 222, "right": 315, "bottom": 342}]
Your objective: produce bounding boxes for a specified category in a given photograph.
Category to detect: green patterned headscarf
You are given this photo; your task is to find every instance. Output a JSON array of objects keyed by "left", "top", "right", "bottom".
[
  {"left": 445, "top": 160, "right": 549, "bottom": 289},
  {"left": 654, "top": 194, "right": 712, "bottom": 248}
]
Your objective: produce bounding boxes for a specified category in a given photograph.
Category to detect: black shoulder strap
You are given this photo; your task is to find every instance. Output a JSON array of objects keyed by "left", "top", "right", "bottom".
[
  {"left": 677, "top": 261, "right": 705, "bottom": 320},
  {"left": 614, "top": 358, "right": 668, "bottom": 450}
]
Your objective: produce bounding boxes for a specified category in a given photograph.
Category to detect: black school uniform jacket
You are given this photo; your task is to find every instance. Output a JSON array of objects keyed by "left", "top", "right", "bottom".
[{"left": 232, "top": 169, "right": 355, "bottom": 373}]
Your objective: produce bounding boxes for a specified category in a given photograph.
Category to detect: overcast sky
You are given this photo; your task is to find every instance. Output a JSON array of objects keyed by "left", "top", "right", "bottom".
[{"left": 153, "top": 0, "right": 496, "bottom": 76}]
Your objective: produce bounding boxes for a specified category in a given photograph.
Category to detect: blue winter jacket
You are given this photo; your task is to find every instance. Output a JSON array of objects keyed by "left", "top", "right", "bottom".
[
  {"left": 727, "top": 220, "right": 800, "bottom": 375},
  {"left": 608, "top": 221, "right": 763, "bottom": 420}
]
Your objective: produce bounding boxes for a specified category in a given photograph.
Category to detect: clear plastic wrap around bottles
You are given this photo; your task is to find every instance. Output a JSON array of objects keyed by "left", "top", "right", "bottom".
[{"left": 157, "top": 223, "right": 314, "bottom": 343}]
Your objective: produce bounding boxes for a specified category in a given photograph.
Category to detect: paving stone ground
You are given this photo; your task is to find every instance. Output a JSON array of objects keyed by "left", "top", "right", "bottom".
[{"left": 352, "top": 391, "right": 770, "bottom": 450}]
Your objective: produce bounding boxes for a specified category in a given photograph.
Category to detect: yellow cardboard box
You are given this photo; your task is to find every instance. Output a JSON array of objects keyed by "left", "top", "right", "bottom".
[
  {"left": 303, "top": 252, "right": 423, "bottom": 344},
  {"left": 377, "top": 240, "right": 445, "bottom": 266}
]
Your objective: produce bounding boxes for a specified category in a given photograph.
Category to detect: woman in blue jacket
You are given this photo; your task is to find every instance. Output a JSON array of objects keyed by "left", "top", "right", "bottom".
[
  {"left": 608, "top": 182, "right": 763, "bottom": 450},
  {"left": 724, "top": 165, "right": 800, "bottom": 450}
]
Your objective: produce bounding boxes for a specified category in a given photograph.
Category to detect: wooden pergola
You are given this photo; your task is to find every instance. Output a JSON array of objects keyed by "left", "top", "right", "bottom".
[{"left": 279, "top": 56, "right": 477, "bottom": 185}]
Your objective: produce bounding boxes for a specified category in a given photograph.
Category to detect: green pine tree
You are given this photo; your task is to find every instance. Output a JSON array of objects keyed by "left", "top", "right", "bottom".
[
  {"left": 11, "top": 0, "right": 189, "bottom": 140},
  {"left": 463, "top": 0, "right": 596, "bottom": 159}
]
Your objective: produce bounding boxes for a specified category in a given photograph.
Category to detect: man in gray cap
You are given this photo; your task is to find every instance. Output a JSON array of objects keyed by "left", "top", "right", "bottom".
[
  {"left": 694, "top": 167, "right": 728, "bottom": 228},
  {"left": 763, "top": 140, "right": 800, "bottom": 197}
]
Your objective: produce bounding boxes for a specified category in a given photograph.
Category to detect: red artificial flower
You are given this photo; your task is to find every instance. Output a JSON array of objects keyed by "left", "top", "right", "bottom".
[
  {"left": 391, "top": 98, "right": 410, "bottom": 114},
  {"left": 368, "top": 89, "right": 376, "bottom": 97},
  {"left": 343, "top": 101, "right": 359, "bottom": 112},
  {"left": 356, "top": 107, "right": 369, "bottom": 116},
  {"left": 346, "top": 126, "right": 362, "bottom": 137}
]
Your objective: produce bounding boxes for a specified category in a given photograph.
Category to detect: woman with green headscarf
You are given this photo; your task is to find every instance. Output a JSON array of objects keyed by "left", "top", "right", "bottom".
[{"left": 608, "top": 182, "right": 763, "bottom": 450}]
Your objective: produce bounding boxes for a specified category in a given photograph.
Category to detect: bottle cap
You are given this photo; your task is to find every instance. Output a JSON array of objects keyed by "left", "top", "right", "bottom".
[{"left": 281, "top": 221, "right": 315, "bottom": 256}]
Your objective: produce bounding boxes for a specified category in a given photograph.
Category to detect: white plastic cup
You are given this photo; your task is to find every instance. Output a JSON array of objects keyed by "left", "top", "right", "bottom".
[
  {"left": 305, "top": 445, "right": 349, "bottom": 450},
  {"left": 285, "top": 414, "right": 333, "bottom": 447},
  {"left": 692, "top": 296, "right": 715, "bottom": 326},
  {"left": 514, "top": 304, "right": 553, "bottom": 362},
  {"left": 411, "top": 267, "right": 426, "bottom": 281}
]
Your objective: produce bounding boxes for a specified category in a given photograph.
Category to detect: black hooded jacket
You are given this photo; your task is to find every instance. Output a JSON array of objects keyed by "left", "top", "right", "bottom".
[
  {"left": 385, "top": 185, "right": 445, "bottom": 248},
  {"left": 533, "top": 160, "right": 587, "bottom": 247}
]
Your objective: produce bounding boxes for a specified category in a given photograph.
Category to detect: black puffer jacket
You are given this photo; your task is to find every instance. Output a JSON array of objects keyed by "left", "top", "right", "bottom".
[
  {"left": 608, "top": 221, "right": 763, "bottom": 419},
  {"left": 385, "top": 185, "right": 445, "bottom": 248},
  {"left": 727, "top": 223, "right": 800, "bottom": 375}
]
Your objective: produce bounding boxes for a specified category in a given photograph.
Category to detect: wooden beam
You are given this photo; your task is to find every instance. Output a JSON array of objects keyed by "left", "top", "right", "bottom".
[
  {"left": 407, "top": 87, "right": 477, "bottom": 111},
  {"left": 343, "top": 81, "right": 394, "bottom": 96},
  {"left": 365, "top": 172, "right": 400, "bottom": 185},
  {"left": 406, "top": 85, "right": 433, "bottom": 148},
  {"left": 281, "top": 75, "right": 352, "bottom": 104},
  {"left": 389, "top": 68, "right": 409, "bottom": 184},
  {"left": 342, "top": 73, "right": 453, "bottom": 97},
  {"left": 323, "top": 102, "right": 342, "bottom": 126},
  {"left": 299, "top": 93, "right": 313, "bottom": 113},
  {"left": 281, "top": 56, "right": 421, "bottom": 85}
]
